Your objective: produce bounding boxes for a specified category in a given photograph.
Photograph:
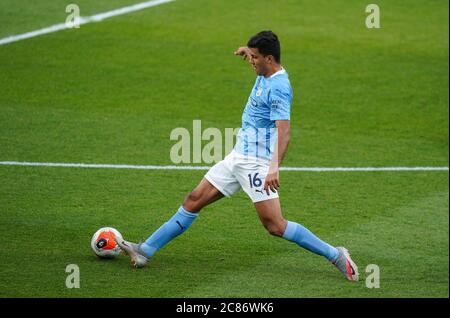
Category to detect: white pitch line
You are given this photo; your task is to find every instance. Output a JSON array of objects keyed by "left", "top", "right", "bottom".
[
  {"left": 0, "top": 0, "right": 175, "bottom": 46},
  {"left": 281, "top": 166, "right": 449, "bottom": 172},
  {"left": 0, "top": 161, "right": 448, "bottom": 172},
  {"left": 0, "top": 161, "right": 210, "bottom": 171}
]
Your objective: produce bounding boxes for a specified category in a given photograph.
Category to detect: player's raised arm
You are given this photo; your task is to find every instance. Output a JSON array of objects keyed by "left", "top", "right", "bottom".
[{"left": 234, "top": 46, "right": 252, "bottom": 62}]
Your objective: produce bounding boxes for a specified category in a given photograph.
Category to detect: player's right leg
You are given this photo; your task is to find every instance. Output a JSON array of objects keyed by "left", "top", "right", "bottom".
[
  {"left": 253, "top": 198, "right": 358, "bottom": 281},
  {"left": 118, "top": 178, "right": 224, "bottom": 268},
  {"left": 233, "top": 155, "right": 359, "bottom": 281}
]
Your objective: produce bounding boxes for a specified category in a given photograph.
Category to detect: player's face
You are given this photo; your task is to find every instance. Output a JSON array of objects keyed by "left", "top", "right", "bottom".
[{"left": 249, "top": 47, "right": 270, "bottom": 76}]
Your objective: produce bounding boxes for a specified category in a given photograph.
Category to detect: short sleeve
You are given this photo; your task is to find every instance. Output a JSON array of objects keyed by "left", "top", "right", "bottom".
[{"left": 269, "top": 84, "right": 292, "bottom": 121}]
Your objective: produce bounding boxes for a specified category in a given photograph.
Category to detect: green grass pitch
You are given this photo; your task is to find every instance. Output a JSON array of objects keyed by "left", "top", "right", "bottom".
[{"left": 0, "top": 0, "right": 448, "bottom": 297}]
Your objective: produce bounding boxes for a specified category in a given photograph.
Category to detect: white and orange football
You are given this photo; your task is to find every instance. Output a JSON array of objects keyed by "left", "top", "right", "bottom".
[{"left": 91, "top": 227, "right": 123, "bottom": 258}]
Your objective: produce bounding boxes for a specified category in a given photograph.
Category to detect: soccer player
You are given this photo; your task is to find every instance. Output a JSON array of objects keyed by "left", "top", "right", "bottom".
[{"left": 118, "top": 31, "right": 359, "bottom": 281}]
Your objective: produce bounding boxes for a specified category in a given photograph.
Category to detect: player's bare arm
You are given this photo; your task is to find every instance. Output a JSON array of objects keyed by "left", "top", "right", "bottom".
[
  {"left": 234, "top": 46, "right": 252, "bottom": 61},
  {"left": 264, "top": 120, "right": 290, "bottom": 195}
]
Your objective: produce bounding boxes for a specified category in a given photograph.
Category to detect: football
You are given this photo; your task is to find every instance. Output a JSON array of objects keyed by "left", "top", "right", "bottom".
[{"left": 91, "top": 227, "right": 123, "bottom": 259}]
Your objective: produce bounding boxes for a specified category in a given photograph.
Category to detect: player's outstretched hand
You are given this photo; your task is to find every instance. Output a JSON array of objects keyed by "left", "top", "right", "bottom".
[
  {"left": 234, "top": 46, "right": 252, "bottom": 61},
  {"left": 264, "top": 168, "right": 280, "bottom": 195}
]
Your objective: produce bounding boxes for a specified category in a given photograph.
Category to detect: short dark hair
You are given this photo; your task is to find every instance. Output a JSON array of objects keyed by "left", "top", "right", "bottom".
[{"left": 247, "top": 30, "right": 281, "bottom": 63}]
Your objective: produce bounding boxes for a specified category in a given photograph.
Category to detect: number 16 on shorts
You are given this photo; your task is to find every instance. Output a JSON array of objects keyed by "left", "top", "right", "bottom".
[
  {"left": 244, "top": 170, "right": 279, "bottom": 202},
  {"left": 248, "top": 173, "right": 262, "bottom": 188}
]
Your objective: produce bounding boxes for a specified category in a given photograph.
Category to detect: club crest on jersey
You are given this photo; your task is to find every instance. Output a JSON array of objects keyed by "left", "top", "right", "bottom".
[{"left": 256, "top": 85, "right": 263, "bottom": 97}]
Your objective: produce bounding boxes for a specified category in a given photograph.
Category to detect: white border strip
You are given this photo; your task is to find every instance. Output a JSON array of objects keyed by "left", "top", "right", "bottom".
[
  {"left": 0, "top": 0, "right": 175, "bottom": 46},
  {"left": 0, "top": 161, "right": 448, "bottom": 172}
]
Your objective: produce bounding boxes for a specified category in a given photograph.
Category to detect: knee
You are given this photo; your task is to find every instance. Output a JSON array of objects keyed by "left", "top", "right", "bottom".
[
  {"left": 183, "top": 190, "right": 203, "bottom": 211},
  {"left": 263, "top": 220, "right": 287, "bottom": 237},
  {"left": 185, "top": 190, "right": 202, "bottom": 204}
]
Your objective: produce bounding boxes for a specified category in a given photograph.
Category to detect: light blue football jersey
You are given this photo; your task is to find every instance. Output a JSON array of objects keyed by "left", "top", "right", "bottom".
[{"left": 234, "top": 68, "right": 293, "bottom": 160}]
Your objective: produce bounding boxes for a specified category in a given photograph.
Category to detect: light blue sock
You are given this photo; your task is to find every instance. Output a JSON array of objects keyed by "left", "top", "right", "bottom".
[
  {"left": 139, "top": 206, "right": 198, "bottom": 257},
  {"left": 282, "top": 221, "right": 339, "bottom": 262}
]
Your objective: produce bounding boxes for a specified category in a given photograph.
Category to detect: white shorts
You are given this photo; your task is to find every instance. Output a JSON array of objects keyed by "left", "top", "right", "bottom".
[{"left": 205, "top": 150, "right": 279, "bottom": 203}]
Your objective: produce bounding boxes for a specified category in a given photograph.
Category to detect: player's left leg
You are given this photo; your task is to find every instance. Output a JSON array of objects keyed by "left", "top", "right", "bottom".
[
  {"left": 119, "top": 151, "right": 240, "bottom": 268},
  {"left": 254, "top": 198, "right": 359, "bottom": 281},
  {"left": 119, "top": 178, "right": 224, "bottom": 267},
  {"left": 138, "top": 178, "right": 225, "bottom": 258}
]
